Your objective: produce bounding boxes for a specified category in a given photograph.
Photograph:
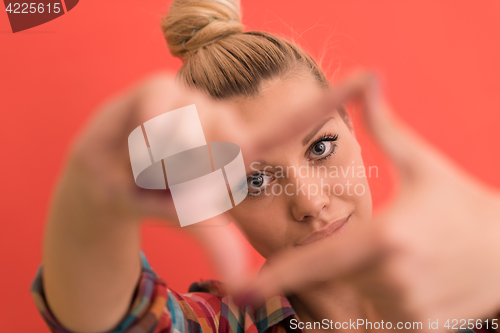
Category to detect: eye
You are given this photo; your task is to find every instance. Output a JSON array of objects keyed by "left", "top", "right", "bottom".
[
  {"left": 312, "top": 141, "right": 328, "bottom": 156},
  {"left": 307, "top": 134, "right": 339, "bottom": 162},
  {"left": 247, "top": 172, "right": 274, "bottom": 196},
  {"left": 249, "top": 175, "right": 264, "bottom": 188}
]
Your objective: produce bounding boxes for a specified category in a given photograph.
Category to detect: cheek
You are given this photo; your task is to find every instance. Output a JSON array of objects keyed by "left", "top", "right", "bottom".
[
  {"left": 229, "top": 202, "right": 288, "bottom": 258},
  {"left": 324, "top": 139, "right": 373, "bottom": 221}
]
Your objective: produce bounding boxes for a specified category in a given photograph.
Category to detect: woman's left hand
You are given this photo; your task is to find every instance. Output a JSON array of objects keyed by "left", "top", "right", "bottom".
[{"left": 230, "top": 73, "right": 500, "bottom": 326}]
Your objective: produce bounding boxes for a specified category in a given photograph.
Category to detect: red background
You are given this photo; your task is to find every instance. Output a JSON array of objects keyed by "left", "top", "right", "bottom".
[{"left": 1, "top": 1, "right": 500, "bottom": 331}]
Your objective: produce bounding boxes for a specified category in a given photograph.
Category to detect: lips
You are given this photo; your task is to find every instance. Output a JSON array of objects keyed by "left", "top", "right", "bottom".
[{"left": 295, "top": 215, "right": 351, "bottom": 246}]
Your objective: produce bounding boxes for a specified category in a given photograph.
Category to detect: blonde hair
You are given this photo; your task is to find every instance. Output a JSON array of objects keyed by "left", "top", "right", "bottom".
[{"left": 161, "top": 0, "right": 329, "bottom": 99}]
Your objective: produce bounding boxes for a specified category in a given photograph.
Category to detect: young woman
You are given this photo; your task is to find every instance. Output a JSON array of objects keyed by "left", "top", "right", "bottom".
[{"left": 32, "top": 0, "right": 500, "bottom": 332}]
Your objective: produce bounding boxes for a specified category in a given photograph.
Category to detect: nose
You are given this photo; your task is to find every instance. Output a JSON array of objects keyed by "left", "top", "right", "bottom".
[{"left": 289, "top": 177, "right": 330, "bottom": 222}]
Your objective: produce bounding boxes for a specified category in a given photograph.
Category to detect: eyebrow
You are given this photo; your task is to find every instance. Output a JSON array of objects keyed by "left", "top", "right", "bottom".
[{"left": 302, "top": 117, "right": 334, "bottom": 146}]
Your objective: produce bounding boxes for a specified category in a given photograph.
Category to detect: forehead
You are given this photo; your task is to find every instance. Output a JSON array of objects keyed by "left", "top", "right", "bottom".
[{"left": 232, "top": 73, "right": 325, "bottom": 126}]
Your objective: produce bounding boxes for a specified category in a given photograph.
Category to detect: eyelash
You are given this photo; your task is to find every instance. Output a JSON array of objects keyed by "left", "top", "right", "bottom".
[
  {"left": 246, "top": 171, "right": 274, "bottom": 197},
  {"left": 245, "top": 133, "right": 339, "bottom": 197},
  {"left": 307, "top": 133, "right": 339, "bottom": 163}
]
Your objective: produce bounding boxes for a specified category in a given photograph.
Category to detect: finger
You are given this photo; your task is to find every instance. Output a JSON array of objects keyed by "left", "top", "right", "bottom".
[
  {"left": 135, "top": 73, "right": 200, "bottom": 123},
  {"left": 239, "top": 87, "right": 339, "bottom": 160},
  {"left": 252, "top": 71, "right": 447, "bottom": 186},
  {"left": 186, "top": 215, "right": 250, "bottom": 282},
  {"left": 238, "top": 71, "right": 377, "bottom": 157},
  {"left": 129, "top": 185, "right": 179, "bottom": 221},
  {"left": 235, "top": 71, "right": 422, "bottom": 177},
  {"left": 345, "top": 72, "right": 443, "bottom": 185},
  {"left": 230, "top": 223, "right": 385, "bottom": 305}
]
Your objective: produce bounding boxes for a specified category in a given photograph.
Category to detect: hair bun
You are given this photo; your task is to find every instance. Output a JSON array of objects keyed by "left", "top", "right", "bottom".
[{"left": 162, "top": 0, "right": 244, "bottom": 61}]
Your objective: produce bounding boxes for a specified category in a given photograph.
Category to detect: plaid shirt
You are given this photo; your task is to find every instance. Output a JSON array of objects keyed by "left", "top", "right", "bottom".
[
  {"left": 31, "top": 253, "right": 500, "bottom": 333},
  {"left": 31, "top": 253, "right": 300, "bottom": 333}
]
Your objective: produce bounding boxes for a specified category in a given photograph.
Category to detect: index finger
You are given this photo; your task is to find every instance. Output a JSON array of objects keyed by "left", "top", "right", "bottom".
[{"left": 241, "top": 72, "right": 373, "bottom": 160}]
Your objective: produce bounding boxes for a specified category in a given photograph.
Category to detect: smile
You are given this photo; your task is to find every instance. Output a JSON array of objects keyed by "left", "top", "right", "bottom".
[{"left": 295, "top": 215, "right": 351, "bottom": 246}]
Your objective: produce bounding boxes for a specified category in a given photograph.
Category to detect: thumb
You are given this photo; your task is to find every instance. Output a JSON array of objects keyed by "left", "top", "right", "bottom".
[
  {"left": 229, "top": 223, "right": 384, "bottom": 306},
  {"left": 187, "top": 215, "right": 250, "bottom": 282}
]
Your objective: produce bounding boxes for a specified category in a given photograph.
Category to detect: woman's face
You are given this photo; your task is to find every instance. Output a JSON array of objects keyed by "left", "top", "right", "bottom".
[{"left": 228, "top": 72, "right": 373, "bottom": 259}]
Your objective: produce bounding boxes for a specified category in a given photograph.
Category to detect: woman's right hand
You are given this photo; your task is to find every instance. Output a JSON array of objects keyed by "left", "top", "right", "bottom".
[
  {"left": 43, "top": 73, "right": 257, "bottom": 332},
  {"left": 70, "top": 73, "right": 252, "bottom": 223}
]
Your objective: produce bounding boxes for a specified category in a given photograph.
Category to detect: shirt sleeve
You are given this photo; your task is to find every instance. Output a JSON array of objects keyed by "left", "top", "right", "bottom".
[{"left": 30, "top": 252, "right": 173, "bottom": 333}]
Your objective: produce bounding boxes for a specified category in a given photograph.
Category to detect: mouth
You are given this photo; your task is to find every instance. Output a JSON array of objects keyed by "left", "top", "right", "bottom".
[{"left": 295, "top": 215, "right": 351, "bottom": 246}]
